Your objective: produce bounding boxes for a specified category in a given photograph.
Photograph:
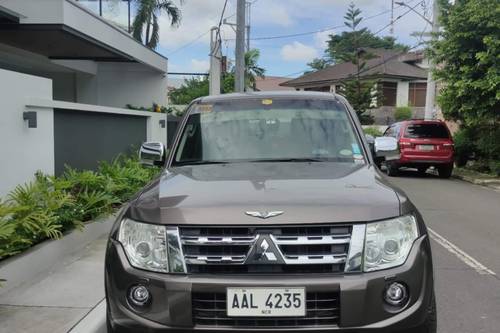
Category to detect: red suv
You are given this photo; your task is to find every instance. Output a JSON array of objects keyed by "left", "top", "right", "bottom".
[{"left": 383, "top": 120, "right": 454, "bottom": 178}]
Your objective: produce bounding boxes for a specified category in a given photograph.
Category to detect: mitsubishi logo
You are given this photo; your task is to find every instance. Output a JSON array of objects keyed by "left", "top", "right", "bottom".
[
  {"left": 257, "top": 239, "right": 277, "bottom": 261},
  {"left": 245, "top": 235, "right": 285, "bottom": 264},
  {"left": 245, "top": 211, "right": 284, "bottom": 219}
]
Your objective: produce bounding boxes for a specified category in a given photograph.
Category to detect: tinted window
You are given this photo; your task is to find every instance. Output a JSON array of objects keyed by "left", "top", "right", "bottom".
[
  {"left": 404, "top": 123, "right": 449, "bottom": 138},
  {"left": 173, "top": 98, "right": 364, "bottom": 165}
]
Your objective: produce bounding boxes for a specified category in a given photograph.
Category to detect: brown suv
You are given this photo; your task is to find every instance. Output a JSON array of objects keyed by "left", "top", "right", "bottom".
[{"left": 105, "top": 92, "right": 436, "bottom": 332}]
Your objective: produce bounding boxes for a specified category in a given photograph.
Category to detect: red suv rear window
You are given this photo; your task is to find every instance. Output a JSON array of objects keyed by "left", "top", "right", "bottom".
[{"left": 404, "top": 123, "right": 449, "bottom": 139}]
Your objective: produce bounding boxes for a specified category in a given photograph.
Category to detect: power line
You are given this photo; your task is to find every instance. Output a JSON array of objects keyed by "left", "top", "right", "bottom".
[
  {"left": 372, "top": 0, "right": 424, "bottom": 36},
  {"left": 167, "top": 30, "right": 210, "bottom": 56},
  {"left": 225, "top": 4, "right": 410, "bottom": 42}
]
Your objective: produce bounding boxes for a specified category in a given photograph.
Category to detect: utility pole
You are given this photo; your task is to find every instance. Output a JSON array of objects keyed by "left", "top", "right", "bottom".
[
  {"left": 246, "top": 1, "right": 251, "bottom": 51},
  {"left": 235, "top": 0, "right": 246, "bottom": 92},
  {"left": 209, "top": 26, "right": 221, "bottom": 95},
  {"left": 424, "top": 0, "right": 439, "bottom": 120}
]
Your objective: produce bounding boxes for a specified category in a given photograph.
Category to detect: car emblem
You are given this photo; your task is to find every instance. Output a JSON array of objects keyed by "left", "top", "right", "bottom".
[
  {"left": 257, "top": 239, "right": 277, "bottom": 261},
  {"left": 245, "top": 211, "right": 284, "bottom": 219}
]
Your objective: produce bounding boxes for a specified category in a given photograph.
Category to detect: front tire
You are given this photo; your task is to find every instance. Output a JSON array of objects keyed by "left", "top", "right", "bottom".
[
  {"left": 106, "top": 311, "right": 115, "bottom": 333},
  {"left": 438, "top": 163, "right": 453, "bottom": 178},
  {"left": 419, "top": 293, "right": 437, "bottom": 333},
  {"left": 386, "top": 162, "right": 399, "bottom": 177}
]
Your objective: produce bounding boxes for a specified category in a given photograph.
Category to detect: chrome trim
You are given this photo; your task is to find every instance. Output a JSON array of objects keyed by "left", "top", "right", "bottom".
[
  {"left": 344, "top": 224, "right": 366, "bottom": 273},
  {"left": 282, "top": 254, "right": 347, "bottom": 265},
  {"left": 181, "top": 236, "right": 257, "bottom": 246},
  {"left": 272, "top": 235, "right": 351, "bottom": 245},
  {"left": 166, "top": 227, "right": 187, "bottom": 273},
  {"left": 185, "top": 255, "right": 246, "bottom": 265}
]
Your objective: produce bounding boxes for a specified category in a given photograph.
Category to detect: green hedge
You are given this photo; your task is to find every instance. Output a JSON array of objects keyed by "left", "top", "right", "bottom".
[
  {"left": 394, "top": 106, "right": 412, "bottom": 121},
  {"left": 0, "top": 155, "right": 160, "bottom": 260}
]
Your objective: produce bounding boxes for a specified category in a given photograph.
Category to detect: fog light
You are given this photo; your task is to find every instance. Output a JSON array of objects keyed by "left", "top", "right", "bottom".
[
  {"left": 128, "top": 285, "right": 150, "bottom": 306},
  {"left": 384, "top": 282, "right": 408, "bottom": 306}
]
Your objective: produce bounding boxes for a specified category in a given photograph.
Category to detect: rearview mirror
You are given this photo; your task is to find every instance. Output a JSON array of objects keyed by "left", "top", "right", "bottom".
[
  {"left": 374, "top": 137, "right": 400, "bottom": 161},
  {"left": 139, "top": 142, "right": 166, "bottom": 166}
]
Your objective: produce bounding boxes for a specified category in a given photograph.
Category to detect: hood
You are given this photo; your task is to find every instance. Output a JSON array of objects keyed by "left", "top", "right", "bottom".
[{"left": 128, "top": 163, "right": 401, "bottom": 225}]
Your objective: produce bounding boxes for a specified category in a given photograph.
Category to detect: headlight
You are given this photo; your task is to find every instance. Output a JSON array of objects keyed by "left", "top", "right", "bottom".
[
  {"left": 118, "top": 218, "right": 186, "bottom": 273},
  {"left": 364, "top": 215, "right": 419, "bottom": 272}
]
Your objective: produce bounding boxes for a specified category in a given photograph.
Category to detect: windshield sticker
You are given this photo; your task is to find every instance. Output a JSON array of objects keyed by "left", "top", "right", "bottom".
[
  {"left": 339, "top": 149, "right": 353, "bottom": 157},
  {"left": 353, "top": 154, "right": 365, "bottom": 164},
  {"left": 351, "top": 143, "right": 361, "bottom": 155},
  {"left": 262, "top": 99, "right": 273, "bottom": 105},
  {"left": 194, "top": 104, "right": 213, "bottom": 114}
]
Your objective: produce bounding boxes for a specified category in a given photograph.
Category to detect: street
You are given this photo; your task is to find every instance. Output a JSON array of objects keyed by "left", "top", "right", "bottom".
[{"left": 389, "top": 171, "right": 500, "bottom": 333}]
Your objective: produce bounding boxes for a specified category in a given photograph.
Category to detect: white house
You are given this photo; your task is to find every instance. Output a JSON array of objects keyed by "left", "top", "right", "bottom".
[{"left": 0, "top": 0, "right": 169, "bottom": 197}]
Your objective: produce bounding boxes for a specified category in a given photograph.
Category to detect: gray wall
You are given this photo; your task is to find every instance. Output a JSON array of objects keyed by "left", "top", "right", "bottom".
[{"left": 54, "top": 109, "right": 147, "bottom": 175}]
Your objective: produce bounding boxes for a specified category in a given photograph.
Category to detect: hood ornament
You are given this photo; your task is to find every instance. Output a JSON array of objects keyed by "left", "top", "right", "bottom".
[{"left": 245, "top": 211, "right": 284, "bottom": 219}]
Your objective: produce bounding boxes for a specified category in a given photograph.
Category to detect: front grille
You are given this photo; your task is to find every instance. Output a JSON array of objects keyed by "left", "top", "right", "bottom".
[
  {"left": 192, "top": 291, "right": 340, "bottom": 328},
  {"left": 179, "top": 225, "right": 352, "bottom": 274}
]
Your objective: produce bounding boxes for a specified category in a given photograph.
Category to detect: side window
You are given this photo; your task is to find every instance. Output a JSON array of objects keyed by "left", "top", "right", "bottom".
[
  {"left": 384, "top": 126, "right": 394, "bottom": 137},
  {"left": 394, "top": 124, "right": 401, "bottom": 138}
]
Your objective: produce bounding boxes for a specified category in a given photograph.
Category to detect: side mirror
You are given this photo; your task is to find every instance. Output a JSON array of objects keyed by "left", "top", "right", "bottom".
[
  {"left": 374, "top": 137, "right": 400, "bottom": 161},
  {"left": 139, "top": 142, "right": 166, "bottom": 166}
]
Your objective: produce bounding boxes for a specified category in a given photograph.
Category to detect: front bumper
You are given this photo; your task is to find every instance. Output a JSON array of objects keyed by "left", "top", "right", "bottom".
[{"left": 105, "top": 236, "right": 434, "bottom": 332}]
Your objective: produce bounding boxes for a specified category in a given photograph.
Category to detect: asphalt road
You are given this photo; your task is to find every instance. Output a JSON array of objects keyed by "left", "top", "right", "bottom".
[{"left": 388, "top": 170, "right": 500, "bottom": 333}]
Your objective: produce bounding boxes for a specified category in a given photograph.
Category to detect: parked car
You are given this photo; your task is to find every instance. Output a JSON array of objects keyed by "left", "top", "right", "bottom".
[
  {"left": 382, "top": 120, "right": 454, "bottom": 178},
  {"left": 105, "top": 92, "right": 436, "bottom": 333}
]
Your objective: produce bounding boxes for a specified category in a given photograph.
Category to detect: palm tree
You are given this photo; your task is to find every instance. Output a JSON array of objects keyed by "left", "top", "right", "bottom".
[
  {"left": 132, "top": 0, "right": 183, "bottom": 49},
  {"left": 244, "top": 49, "right": 265, "bottom": 90}
]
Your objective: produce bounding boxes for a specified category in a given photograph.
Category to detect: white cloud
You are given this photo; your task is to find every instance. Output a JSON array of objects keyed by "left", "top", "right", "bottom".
[
  {"left": 281, "top": 42, "right": 318, "bottom": 62},
  {"left": 158, "top": 0, "right": 233, "bottom": 51},
  {"left": 252, "top": 2, "right": 294, "bottom": 27},
  {"left": 190, "top": 59, "right": 210, "bottom": 73},
  {"left": 314, "top": 30, "right": 332, "bottom": 49}
]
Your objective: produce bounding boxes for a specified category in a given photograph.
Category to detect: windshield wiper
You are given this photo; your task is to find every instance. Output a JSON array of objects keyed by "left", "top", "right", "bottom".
[
  {"left": 248, "top": 158, "right": 325, "bottom": 163},
  {"left": 174, "top": 160, "right": 232, "bottom": 166}
]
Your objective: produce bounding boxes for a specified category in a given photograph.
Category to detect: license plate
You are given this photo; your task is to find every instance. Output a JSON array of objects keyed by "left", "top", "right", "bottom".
[
  {"left": 227, "top": 287, "right": 305, "bottom": 317},
  {"left": 418, "top": 144, "right": 434, "bottom": 151}
]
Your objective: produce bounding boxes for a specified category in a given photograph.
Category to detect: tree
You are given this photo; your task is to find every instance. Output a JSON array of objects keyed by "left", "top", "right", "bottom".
[
  {"left": 169, "top": 78, "right": 208, "bottom": 105},
  {"left": 431, "top": 0, "right": 499, "bottom": 127},
  {"left": 339, "top": 3, "right": 383, "bottom": 124},
  {"left": 305, "top": 58, "right": 332, "bottom": 74},
  {"left": 243, "top": 49, "right": 266, "bottom": 90},
  {"left": 431, "top": 0, "right": 499, "bottom": 171},
  {"left": 132, "top": 0, "right": 183, "bottom": 49},
  {"left": 306, "top": 4, "right": 407, "bottom": 73}
]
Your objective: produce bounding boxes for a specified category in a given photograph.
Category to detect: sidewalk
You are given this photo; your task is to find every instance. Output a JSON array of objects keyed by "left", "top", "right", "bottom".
[
  {"left": 453, "top": 168, "right": 500, "bottom": 191},
  {"left": 0, "top": 237, "right": 107, "bottom": 333}
]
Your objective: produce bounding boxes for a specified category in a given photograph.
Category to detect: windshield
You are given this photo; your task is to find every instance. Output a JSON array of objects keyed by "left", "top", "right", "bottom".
[
  {"left": 404, "top": 123, "right": 449, "bottom": 139},
  {"left": 172, "top": 98, "right": 365, "bottom": 166}
]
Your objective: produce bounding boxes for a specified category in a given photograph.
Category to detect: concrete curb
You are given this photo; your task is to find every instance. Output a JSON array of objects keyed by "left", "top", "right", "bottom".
[
  {"left": 68, "top": 298, "right": 107, "bottom": 333},
  {"left": 452, "top": 174, "right": 500, "bottom": 190},
  {"left": 0, "top": 215, "right": 115, "bottom": 296}
]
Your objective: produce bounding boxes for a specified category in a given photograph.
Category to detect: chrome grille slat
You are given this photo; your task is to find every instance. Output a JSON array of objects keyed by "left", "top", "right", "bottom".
[
  {"left": 283, "top": 254, "right": 347, "bottom": 264},
  {"left": 182, "top": 236, "right": 257, "bottom": 246},
  {"left": 272, "top": 235, "right": 351, "bottom": 245},
  {"left": 185, "top": 255, "right": 246, "bottom": 264}
]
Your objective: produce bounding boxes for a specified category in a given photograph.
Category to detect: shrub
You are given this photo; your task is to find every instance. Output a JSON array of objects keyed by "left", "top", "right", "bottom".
[
  {"left": 363, "top": 127, "right": 383, "bottom": 137},
  {"left": 394, "top": 106, "right": 412, "bottom": 121},
  {"left": 0, "top": 154, "right": 160, "bottom": 260},
  {"left": 453, "top": 128, "right": 475, "bottom": 167}
]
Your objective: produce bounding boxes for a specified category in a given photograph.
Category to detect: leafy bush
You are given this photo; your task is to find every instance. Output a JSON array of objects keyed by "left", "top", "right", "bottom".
[
  {"left": 453, "top": 128, "right": 475, "bottom": 167},
  {"left": 394, "top": 106, "right": 412, "bottom": 121},
  {"left": 0, "top": 154, "right": 160, "bottom": 260},
  {"left": 363, "top": 127, "right": 383, "bottom": 137}
]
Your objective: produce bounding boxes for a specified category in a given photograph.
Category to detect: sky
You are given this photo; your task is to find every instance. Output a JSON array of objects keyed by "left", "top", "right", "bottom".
[{"left": 152, "top": 0, "right": 433, "bottom": 82}]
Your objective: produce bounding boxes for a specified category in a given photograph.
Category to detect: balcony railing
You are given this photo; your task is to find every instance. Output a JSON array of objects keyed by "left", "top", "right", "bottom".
[{"left": 74, "top": 0, "right": 132, "bottom": 32}]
